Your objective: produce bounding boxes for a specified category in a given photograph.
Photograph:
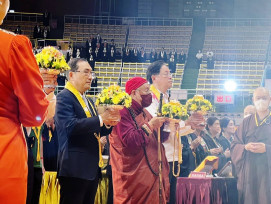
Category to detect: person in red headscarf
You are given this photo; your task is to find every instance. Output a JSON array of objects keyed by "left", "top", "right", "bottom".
[{"left": 109, "top": 77, "right": 170, "bottom": 204}]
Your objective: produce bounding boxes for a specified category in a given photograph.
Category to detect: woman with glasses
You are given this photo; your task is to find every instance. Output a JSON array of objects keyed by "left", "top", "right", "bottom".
[
  {"left": 186, "top": 112, "right": 209, "bottom": 167},
  {"left": 201, "top": 117, "right": 230, "bottom": 172}
]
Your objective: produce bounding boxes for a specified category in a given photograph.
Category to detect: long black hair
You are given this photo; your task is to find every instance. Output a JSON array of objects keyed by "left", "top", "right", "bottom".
[{"left": 220, "top": 117, "right": 230, "bottom": 132}]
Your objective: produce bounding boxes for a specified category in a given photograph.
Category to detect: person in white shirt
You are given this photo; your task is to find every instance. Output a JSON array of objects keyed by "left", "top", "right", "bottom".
[
  {"left": 76, "top": 48, "right": 80, "bottom": 58},
  {"left": 196, "top": 50, "right": 203, "bottom": 69},
  {"left": 146, "top": 60, "right": 182, "bottom": 204}
]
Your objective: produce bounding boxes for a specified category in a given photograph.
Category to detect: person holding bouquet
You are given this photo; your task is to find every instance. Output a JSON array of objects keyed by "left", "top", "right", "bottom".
[
  {"left": 55, "top": 58, "right": 120, "bottom": 204},
  {"left": 109, "top": 77, "right": 170, "bottom": 204}
]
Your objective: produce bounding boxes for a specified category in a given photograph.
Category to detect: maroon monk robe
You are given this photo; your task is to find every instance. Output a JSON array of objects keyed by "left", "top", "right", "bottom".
[
  {"left": 231, "top": 113, "right": 271, "bottom": 204},
  {"left": 109, "top": 100, "right": 170, "bottom": 204}
]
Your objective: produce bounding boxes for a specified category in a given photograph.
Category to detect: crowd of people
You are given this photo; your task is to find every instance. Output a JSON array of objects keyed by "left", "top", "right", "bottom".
[
  {"left": 13, "top": 24, "right": 51, "bottom": 39},
  {"left": 65, "top": 34, "right": 187, "bottom": 73},
  {"left": 30, "top": 32, "right": 188, "bottom": 76},
  {"left": 122, "top": 47, "right": 186, "bottom": 73},
  {"left": 33, "top": 24, "right": 51, "bottom": 39},
  {"left": 66, "top": 35, "right": 117, "bottom": 68}
]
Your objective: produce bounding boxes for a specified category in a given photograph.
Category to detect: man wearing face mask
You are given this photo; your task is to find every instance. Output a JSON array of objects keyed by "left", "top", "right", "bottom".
[
  {"left": 109, "top": 77, "right": 170, "bottom": 204},
  {"left": 231, "top": 87, "right": 271, "bottom": 204}
]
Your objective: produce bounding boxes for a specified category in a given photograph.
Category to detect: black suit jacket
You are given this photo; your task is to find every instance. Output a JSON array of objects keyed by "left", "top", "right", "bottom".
[{"left": 55, "top": 88, "right": 112, "bottom": 180}]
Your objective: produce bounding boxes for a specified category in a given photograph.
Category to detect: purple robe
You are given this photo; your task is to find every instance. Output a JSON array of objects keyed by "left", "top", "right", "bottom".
[
  {"left": 231, "top": 113, "right": 271, "bottom": 204},
  {"left": 109, "top": 100, "right": 170, "bottom": 204}
]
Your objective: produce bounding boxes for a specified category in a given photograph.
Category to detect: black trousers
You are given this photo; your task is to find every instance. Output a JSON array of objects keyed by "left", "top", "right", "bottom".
[
  {"left": 32, "top": 168, "right": 43, "bottom": 204},
  {"left": 107, "top": 175, "right": 113, "bottom": 204},
  {"left": 27, "top": 166, "right": 43, "bottom": 204},
  {"left": 26, "top": 148, "right": 34, "bottom": 204},
  {"left": 59, "top": 175, "right": 99, "bottom": 204},
  {"left": 168, "top": 161, "right": 179, "bottom": 204}
]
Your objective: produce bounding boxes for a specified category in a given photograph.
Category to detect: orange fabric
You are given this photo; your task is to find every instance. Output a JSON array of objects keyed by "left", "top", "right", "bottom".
[
  {"left": 0, "top": 178, "right": 27, "bottom": 203},
  {"left": 0, "top": 30, "right": 49, "bottom": 203},
  {"left": 109, "top": 109, "right": 170, "bottom": 204}
]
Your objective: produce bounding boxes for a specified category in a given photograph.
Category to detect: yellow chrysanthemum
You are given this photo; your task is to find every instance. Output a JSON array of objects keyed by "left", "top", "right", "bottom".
[
  {"left": 190, "top": 104, "right": 198, "bottom": 111},
  {"left": 194, "top": 95, "right": 204, "bottom": 100},
  {"left": 100, "top": 96, "right": 106, "bottom": 103},
  {"left": 185, "top": 95, "right": 212, "bottom": 113},
  {"left": 35, "top": 46, "right": 70, "bottom": 71},
  {"left": 161, "top": 100, "right": 188, "bottom": 120},
  {"left": 96, "top": 85, "right": 132, "bottom": 108}
]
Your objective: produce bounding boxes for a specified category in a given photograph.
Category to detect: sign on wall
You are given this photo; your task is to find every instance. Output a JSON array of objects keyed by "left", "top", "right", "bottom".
[{"left": 214, "top": 94, "right": 234, "bottom": 104}]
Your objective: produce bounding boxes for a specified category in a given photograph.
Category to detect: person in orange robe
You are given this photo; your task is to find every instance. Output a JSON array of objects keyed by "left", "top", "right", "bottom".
[
  {"left": 0, "top": 1, "right": 49, "bottom": 203},
  {"left": 109, "top": 77, "right": 170, "bottom": 204}
]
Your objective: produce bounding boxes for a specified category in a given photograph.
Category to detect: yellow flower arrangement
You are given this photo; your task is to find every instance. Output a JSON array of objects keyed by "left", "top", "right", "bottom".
[
  {"left": 35, "top": 46, "right": 70, "bottom": 72},
  {"left": 95, "top": 85, "right": 132, "bottom": 108},
  {"left": 161, "top": 100, "right": 188, "bottom": 121},
  {"left": 186, "top": 95, "right": 213, "bottom": 114}
]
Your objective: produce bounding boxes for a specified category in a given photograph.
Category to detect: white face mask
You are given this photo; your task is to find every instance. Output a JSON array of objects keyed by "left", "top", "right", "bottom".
[{"left": 254, "top": 99, "right": 270, "bottom": 112}]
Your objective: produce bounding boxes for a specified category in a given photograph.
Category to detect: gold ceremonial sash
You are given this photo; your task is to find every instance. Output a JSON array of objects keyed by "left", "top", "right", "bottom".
[
  {"left": 65, "top": 81, "right": 104, "bottom": 167},
  {"left": 150, "top": 84, "right": 182, "bottom": 177},
  {"left": 33, "top": 126, "right": 42, "bottom": 162},
  {"left": 150, "top": 84, "right": 161, "bottom": 103},
  {"left": 255, "top": 112, "right": 271, "bottom": 127}
]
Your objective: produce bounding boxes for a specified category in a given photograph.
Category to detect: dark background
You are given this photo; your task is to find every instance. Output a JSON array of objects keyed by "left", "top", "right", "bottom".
[
  {"left": 9, "top": 0, "right": 271, "bottom": 18},
  {"left": 8, "top": 0, "right": 271, "bottom": 39}
]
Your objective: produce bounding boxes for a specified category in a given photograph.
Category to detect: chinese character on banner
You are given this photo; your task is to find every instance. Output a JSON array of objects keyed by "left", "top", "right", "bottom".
[
  {"left": 226, "top": 96, "right": 232, "bottom": 103},
  {"left": 214, "top": 94, "right": 234, "bottom": 104},
  {"left": 217, "top": 96, "right": 224, "bottom": 103}
]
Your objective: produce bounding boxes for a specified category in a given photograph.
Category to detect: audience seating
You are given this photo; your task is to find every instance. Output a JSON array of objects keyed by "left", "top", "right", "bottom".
[
  {"left": 197, "top": 61, "right": 265, "bottom": 93},
  {"left": 127, "top": 25, "right": 192, "bottom": 54},
  {"left": 0, "top": 20, "right": 40, "bottom": 39},
  {"left": 198, "top": 19, "right": 268, "bottom": 95},
  {"left": 94, "top": 62, "right": 184, "bottom": 90},
  {"left": 63, "top": 23, "right": 127, "bottom": 50},
  {"left": 203, "top": 21, "right": 270, "bottom": 61}
]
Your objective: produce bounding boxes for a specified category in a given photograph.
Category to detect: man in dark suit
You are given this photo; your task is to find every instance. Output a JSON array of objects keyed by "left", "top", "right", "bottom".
[
  {"left": 131, "top": 47, "right": 138, "bottom": 62},
  {"left": 55, "top": 58, "right": 120, "bottom": 204},
  {"left": 101, "top": 39, "right": 109, "bottom": 62},
  {"left": 122, "top": 47, "right": 131, "bottom": 62},
  {"left": 109, "top": 46, "right": 116, "bottom": 62},
  {"left": 139, "top": 47, "right": 146, "bottom": 63},
  {"left": 169, "top": 48, "right": 177, "bottom": 63},
  {"left": 150, "top": 48, "right": 158, "bottom": 63},
  {"left": 33, "top": 24, "right": 41, "bottom": 39},
  {"left": 94, "top": 43, "right": 102, "bottom": 62},
  {"left": 179, "top": 49, "right": 186, "bottom": 64},
  {"left": 85, "top": 35, "right": 94, "bottom": 61},
  {"left": 158, "top": 47, "right": 167, "bottom": 62},
  {"left": 14, "top": 25, "right": 22, "bottom": 34}
]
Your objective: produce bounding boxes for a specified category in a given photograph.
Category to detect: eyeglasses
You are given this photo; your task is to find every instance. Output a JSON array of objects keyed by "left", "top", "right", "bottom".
[
  {"left": 159, "top": 73, "right": 173, "bottom": 78},
  {"left": 75, "top": 70, "right": 95, "bottom": 77}
]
